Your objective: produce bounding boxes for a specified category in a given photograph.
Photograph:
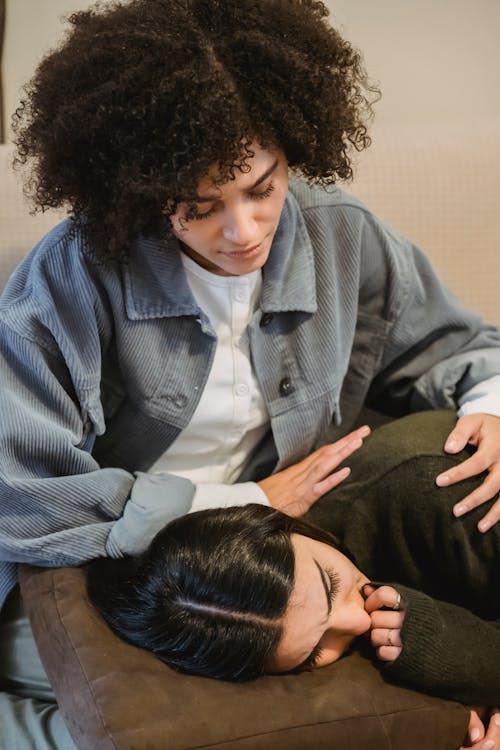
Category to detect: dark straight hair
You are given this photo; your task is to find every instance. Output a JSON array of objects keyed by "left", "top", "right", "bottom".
[{"left": 87, "top": 504, "right": 340, "bottom": 681}]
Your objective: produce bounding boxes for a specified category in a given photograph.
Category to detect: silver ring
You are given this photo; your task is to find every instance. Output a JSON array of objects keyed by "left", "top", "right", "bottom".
[{"left": 392, "top": 593, "right": 401, "bottom": 611}]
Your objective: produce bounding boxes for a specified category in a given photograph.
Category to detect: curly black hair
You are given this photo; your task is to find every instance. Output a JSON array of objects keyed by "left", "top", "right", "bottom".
[{"left": 13, "top": 0, "right": 379, "bottom": 259}]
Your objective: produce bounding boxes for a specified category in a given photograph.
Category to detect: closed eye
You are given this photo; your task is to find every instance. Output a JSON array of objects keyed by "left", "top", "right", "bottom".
[
  {"left": 291, "top": 566, "right": 339, "bottom": 673},
  {"left": 186, "top": 181, "right": 276, "bottom": 221},
  {"left": 249, "top": 182, "right": 275, "bottom": 201}
]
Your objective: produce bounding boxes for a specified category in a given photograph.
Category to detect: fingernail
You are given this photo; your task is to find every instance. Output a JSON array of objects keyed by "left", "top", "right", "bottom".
[
  {"left": 453, "top": 504, "right": 468, "bottom": 518},
  {"left": 436, "top": 474, "right": 450, "bottom": 487},
  {"left": 445, "top": 439, "right": 456, "bottom": 451},
  {"left": 482, "top": 740, "right": 494, "bottom": 750},
  {"left": 479, "top": 518, "right": 492, "bottom": 533},
  {"left": 494, "top": 714, "right": 500, "bottom": 727},
  {"left": 470, "top": 727, "right": 481, "bottom": 742}
]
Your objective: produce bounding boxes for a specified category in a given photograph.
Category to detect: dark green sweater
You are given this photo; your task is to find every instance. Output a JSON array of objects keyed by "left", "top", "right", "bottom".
[{"left": 307, "top": 410, "right": 500, "bottom": 705}]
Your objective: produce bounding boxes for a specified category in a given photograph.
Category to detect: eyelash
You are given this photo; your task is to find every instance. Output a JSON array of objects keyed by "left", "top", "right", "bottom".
[
  {"left": 303, "top": 568, "right": 339, "bottom": 670},
  {"left": 189, "top": 182, "right": 276, "bottom": 221}
]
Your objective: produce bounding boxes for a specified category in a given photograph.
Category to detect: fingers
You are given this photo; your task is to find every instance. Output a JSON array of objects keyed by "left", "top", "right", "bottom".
[
  {"left": 332, "top": 424, "right": 371, "bottom": 450},
  {"left": 444, "top": 414, "right": 482, "bottom": 454},
  {"left": 437, "top": 413, "right": 500, "bottom": 532},
  {"left": 472, "top": 708, "right": 500, "bottom": 749},
  {"left": 475, "top": 496, "right": 500, "bottom": 533},
  {"left": 436, "top": 452, "right": 490, "bottom": 488},
  {"left": 464, "top": 709, "right": 485, "bottom": 746},
  {"left": 306, "top": 431, "right": 369, "bottom": 492},
  {"left": 312, "top": 466, "right": 351, "bottom": 497},
  {"left": 363, "top": 585, "right": 402, "bottom": 614},
  {"left": 370, "top": 627, "right": 403, "bottom": 649},
  {"left": 452, "top": 479, "right": 500, "bottom": 533},
  {"left": 364, "top": 585, "right": 405, "bottom": 663},
  {"left": 373, "top": 644, "right": 402, "bottom": 662},
  {"left": 307, "top": 426, "right": 370, "bottom": 473},
  {"left": 258, "top": 425, "right": 371, "bottom": 517}
]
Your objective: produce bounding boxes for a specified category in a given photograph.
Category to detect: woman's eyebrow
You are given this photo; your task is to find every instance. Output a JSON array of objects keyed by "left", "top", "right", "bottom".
[
  {"left": 190, "top": 159, "right": 279, "bottom": 202},
  {"left": 248, "top": 158, "right": 279, "bottom": 189}
]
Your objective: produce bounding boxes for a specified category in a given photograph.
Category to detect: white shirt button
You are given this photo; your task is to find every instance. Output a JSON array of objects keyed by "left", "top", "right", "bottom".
[
  {"left": 233, "top": 288, "right": 247, "bottom": 302},
  {"left": 235, "top": 383, "right": 250, "bottom": 397}
]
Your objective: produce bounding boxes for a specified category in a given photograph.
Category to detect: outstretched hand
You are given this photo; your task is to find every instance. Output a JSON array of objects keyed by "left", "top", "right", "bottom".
[
  {"left": 437, "top": 413, "right": 500, "bottom": 532},
  {"left": 257, "top": 425, "right": 370, "bottom": 517}
]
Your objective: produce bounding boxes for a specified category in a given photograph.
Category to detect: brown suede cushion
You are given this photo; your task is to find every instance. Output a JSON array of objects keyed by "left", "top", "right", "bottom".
[{"left": 19, "top": 565, "right": 468, "bottom": 750}]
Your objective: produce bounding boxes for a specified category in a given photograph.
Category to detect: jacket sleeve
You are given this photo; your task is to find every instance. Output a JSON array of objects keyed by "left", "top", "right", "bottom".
[
  {"left": 383, "top": 584, "right": 500, "bottom": 706},
  {"left": 356, "top": 210, "right": 500, "bottom": 414},
  {"left": 0, "top": 314, "right": 193, "bottom": 567}
]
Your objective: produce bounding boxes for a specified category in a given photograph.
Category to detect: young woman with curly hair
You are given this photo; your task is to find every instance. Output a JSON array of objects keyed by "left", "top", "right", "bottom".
[{"left": 1, "top": 0, "right": 500, "bottom": 747}]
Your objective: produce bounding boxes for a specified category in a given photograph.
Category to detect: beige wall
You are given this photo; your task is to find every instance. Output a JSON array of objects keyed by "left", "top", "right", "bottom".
[
  {"left": 327, "top": 0, "right": 500, "bottom": 126},
  {"left": 4, "top": 0, "right": 87, "bottom": 135}
]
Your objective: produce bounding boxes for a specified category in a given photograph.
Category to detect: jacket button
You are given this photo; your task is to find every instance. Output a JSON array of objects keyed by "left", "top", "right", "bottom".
[
  {"left": 279, "top": 377, "right": 293, "bottom": 396},
  {"left": 260, "top": 313, "right": 274, "bottom": 327}
]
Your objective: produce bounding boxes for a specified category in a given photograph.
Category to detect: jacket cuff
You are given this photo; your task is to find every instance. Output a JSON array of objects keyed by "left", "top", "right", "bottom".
[
  {"left": 105, "top": 472, "right": 195, "bottom": 557},
  {"left": 458, "top": 374, "right": 500, "bottom": 417}
]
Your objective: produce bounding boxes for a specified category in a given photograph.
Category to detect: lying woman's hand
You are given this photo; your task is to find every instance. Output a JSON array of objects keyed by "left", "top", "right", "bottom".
[
  {"left": 437, "top": 413, "right": 500, "bottom": 533},
  {"left": 460, "top": 706, "right": 500, "bottom": 749},
  {"left": 363, "top": 584, "right": 406, "bottom": 662},
  {"left": 257, "top": 425, "right": 370, "bottom": 517}
]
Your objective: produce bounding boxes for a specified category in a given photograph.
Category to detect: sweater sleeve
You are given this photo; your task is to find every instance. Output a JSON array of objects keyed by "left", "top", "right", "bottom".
[{"left": 383, "top": 583, "right": 500, "bottom": 706}]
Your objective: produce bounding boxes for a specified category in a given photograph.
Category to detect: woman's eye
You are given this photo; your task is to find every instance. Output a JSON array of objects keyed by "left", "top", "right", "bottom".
[
  {"left": 326, "top": 567, "right": 340, "bottom": 607},
  {"left": 250, "top": 183, "right": 275, "bottom": 201},
  {"left": 184, "top": 181, "right": 275, "bottom": 220},
  {"left": 308, "top": 644, "right": 324, "bottom": 668},
  {"left": 188, "top": 205, "right": 216, "bottom": 221}
]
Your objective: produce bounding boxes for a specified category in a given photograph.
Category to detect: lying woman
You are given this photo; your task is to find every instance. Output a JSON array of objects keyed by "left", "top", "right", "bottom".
[{"left": 88, "top": 411, "right": 500, "bottom": 745}]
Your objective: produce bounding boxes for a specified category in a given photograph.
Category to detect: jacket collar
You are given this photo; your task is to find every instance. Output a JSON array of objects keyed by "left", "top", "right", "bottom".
[{"left": 123, "top": 186, "right": 317, "bottom": 321}]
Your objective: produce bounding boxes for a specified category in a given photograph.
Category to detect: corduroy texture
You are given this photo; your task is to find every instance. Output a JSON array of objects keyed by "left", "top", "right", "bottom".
[
  {"left": 19, "top": 563, "right": 468, "bottom": 750},
  {"left": 2, "top": 175, "right": 500, "bottom": 611}
]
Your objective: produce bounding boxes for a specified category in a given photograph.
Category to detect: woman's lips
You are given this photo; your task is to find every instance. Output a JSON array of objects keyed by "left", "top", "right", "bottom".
[{"left": 223, "top": 243, "right": 261, "bottom": 259}]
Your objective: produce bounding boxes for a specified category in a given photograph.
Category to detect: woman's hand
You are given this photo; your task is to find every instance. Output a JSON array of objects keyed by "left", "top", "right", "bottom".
[
  {"left": 437, "top": 414, "right": 500, "bottom": 532},
  {"left": 257, "top": 425, "right": 370, "bottom": 517},
  {"left": 363, "top": 584, "right": 405, "bottom": 662},
  {"left": 460, "top": 706, "right": 500, "bottom": 749}
]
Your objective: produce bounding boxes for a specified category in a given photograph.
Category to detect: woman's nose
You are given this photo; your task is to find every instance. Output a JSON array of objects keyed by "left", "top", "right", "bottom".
[{"left": 222, "top": 205, "right": 257, "bottom": 245}]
